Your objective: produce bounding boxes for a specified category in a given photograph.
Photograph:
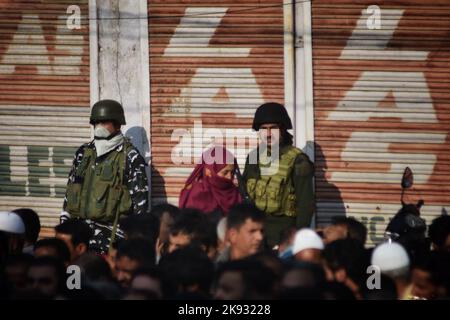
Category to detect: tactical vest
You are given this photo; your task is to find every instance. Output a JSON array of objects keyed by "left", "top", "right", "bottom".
[
  {"left": 246, "top": 146, "right": 301, "bottom": 217},
  {"left": 65, "top": 142, "right": 132, "bottom": 223}
]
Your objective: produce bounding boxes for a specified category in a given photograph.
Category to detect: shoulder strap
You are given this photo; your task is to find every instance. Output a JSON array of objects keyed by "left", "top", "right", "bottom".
[{"left": 108, "top": 140, "right": 131, "bottom": 254}]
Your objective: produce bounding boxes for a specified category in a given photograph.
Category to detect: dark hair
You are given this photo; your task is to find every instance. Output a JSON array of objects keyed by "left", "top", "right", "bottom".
[
  {"left": 73, "top": 252, "right": 113, "bottom": 282},
  {"left": 331, "top": 216, "right": 368, "bottom": 246},
  {"left": 29, "top": 256, "right": 67, "bottom": 295},
  {"left": 13, "top": 208, "right": 41, "bottom": 244},
  {"left": 323, "top": 239, "right": 369, "bottom": 289},
  {"left": 5, "top": 253, "right": 34, "bottom": 269},
  {"left": 279, "top": 226, "right": 297, "bottom": 246},
  {"left": 283, "top": 261, "right": 327, "bottom": 288},
  {"left": 413, "top": 251, "right": 450, "bottom": 293},
  {"left": 34, "top": 238, "right": 71, "bottom": 264},
  {"left": 280, "top": 127, "right": 293, "bottom": 146},
  {"left": 250, "top": 252, "right": 284, "bottom": 280},
  {"left": 170, "top": 209, "right": 204, "bottom": 236},
  {"left": 227, "top": 203, "right": 265, "bottom": 231},
  {"left": 150, "top": 203, "right": 180, "bottom": 220},
  {"left": 120, "top": 213, "right": 160, "bottom": 244},
  {"left": 170, "top": 209, "right": 217, "bottom": 253},
  {"left": 159, "top": 246, "right": 214, "bottom": 298},
  {"left": 131, "top": 266, "right": 173, "bottom": 299},
  {"left": 428, "top": 215, "right": 450, "bottom": 250},
  {"left": 215, "top": 258, "right": 277, "bottom": 299},
  {"left": 54, "top": 219, "right": 93, "bottom": 247},
  {"left": 116, "top": 238, "right": 156, "bottom": 266}
]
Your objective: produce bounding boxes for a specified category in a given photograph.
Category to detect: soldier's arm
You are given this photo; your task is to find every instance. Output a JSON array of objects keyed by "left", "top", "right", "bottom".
[
  {"left": 61, "top": 145, "right": 85, "bottom": 223},
  {"left": 292, "top": 153, "right": 315, "bottom": 228},
  {"left": 126, "top": 148, "right": 149, "bottom": 215}
]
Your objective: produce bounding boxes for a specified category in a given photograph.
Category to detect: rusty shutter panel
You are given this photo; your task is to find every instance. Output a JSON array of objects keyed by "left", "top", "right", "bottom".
[
  {"left": 312, "top": 0, "right": 450, "bottom": 245},
  {"left": 0, "top": 1, "right": 90, "bottom": 228},
  {"left": 149, "top": 1, "right": 286, "bottom": 205}
]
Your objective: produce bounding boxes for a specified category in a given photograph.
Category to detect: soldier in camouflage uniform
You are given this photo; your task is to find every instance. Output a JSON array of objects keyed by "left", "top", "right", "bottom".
[
  {"left": 61, "top": 100, "right": 149, "bottom": 254},
  {"left": 243, "top": 102, "right": 314, "bottom": 248}
]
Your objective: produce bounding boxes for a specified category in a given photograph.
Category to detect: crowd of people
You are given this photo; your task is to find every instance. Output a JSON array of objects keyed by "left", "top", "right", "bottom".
[
  {"left": 0, "top": 204, "right": 449, "bottom": 300},
  {"left": 1, "top": 100, "right": 449, "bottom": 300}
]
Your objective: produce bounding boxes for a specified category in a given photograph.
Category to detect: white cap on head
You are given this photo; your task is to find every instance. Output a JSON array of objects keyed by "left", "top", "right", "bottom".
[
  {"left": 371, "top": 242, "right": 410, "bottom": 273},
  {"left": 292, "top": 228, "right": 324, "bottom": 255},
  {"left": 217, "top": 217, "right": 227, "bottom": 242},
  {"left": 0, "top": 211, "right": 25, "bottom": 234}
]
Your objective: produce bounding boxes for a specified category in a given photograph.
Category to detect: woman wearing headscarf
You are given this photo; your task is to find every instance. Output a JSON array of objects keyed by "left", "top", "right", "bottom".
[{"left": 179, "top": 146, "right": 242, "bottom": 215}]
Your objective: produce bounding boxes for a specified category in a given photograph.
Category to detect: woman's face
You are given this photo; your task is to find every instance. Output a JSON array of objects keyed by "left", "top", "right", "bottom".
[{"left": 216, "top": 164, "right": 235, "bottom": 180}]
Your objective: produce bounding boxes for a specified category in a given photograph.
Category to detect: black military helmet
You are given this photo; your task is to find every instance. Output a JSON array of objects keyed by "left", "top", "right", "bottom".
[
  {"left": 90, "top": 99, "right": 126, "bottom": 125},
  {"left": 252, "top": 102, "right": 293, "bottom": 131}
]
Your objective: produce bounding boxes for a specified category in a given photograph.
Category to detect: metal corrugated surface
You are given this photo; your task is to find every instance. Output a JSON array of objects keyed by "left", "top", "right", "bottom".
[
  {"left": 0, "top": 0, "right": 90, "bottom": 228},
  {"left": 148, "top": 0, "right": 286, "bottom": 205},
  {"left": 312, "top": 0, "right": 450, "bottom": 245}
]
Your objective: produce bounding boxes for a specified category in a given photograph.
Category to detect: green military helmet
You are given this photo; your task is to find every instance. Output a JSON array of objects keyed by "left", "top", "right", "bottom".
[
  {"left": 90, "top": 99, "right": 126, "bottom": 125},
  {"left": 252, "top": 102, "right": 292, "bottom": 131}
]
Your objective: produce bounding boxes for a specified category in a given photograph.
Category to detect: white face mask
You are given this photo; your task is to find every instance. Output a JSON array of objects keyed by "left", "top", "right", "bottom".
[{"left": 94, "top": 125, "right": 111, "bottom": 139}]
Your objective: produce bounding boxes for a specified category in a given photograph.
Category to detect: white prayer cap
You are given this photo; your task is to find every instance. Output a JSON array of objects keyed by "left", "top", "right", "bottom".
[
  {"left": 0, "top": 211, "right": 25, "bottom": 234},
  {"left": 371, "top": 242, "right": 410, "bottom": 273},
  {"left": 292, "top": 228, "right": 324, "bottom": 255}
]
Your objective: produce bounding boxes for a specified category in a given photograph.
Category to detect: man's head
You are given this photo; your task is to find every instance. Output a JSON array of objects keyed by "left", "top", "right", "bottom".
[
  {"left": 428, "top": 215, "right": 450, "bottom": 252},
  {"left": 159, "top": 246, "right": 214, "bottom": 298},
  {"left": 130, "top": 267, "right": 170, "bottom": 300},
  {"left": 214, "top": 258, "right": 276, "bottom": 300},
  {"left": 281, "top": 262, "right": 326, "bottom": 291},
  {"left": 227, "top": 203, "right": 265, "bottom": 260},
  {"left": 323, "top": 239, "right": 369, "bottom": 298},
  {"left": 115, "top": 238, "right": 155, "bottom": 288},
  {"left": 34, "top": 238, "right": 71, "bottom": 266},
  {"left": 371, "top": 242, "right": 410, "bottom": 280},
  {"left": 54, "top": 219, "right": 93, "bottom": 262},
  {"left": 167, "top": 209, "right": 202, "bottom": 254},
  {"left": 252, "top": 102, "right": 293, "bottom": 147},
  {"left": 167, "top": 209, "right": 217, "bottom": 258},
  {"left": 27, "top": 256, "right": 66, "bottom": 299},
  {"left": 4, "top": 254, "right": 34, "bottom": 292},
  {"left": 323, "top": 216, "right": 368, "bottom": 246},
  {"left": 120, "top": 213, "right": 159, "bottom": 244},
  {"left": 411, "top": 251, "right": 450, "bottom": 300},
  {"left": 151, "top": 203, "right": 181, "bottom": 244},
  {"left": 292, "top": 229, "right": 324, "bottom": 264},
  {"left": 12, "top": 208, "right": 41, "bottom": 248},
  {"left": 73, "top": 252, "right": 114, "bottom": 283}
]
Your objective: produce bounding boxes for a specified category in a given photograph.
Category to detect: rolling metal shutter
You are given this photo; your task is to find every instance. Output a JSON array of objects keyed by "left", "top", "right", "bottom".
[
  {"left": 0, "top": 0, "right": 90, "bottom": 232},
  {"left": 148, "top": 0, "right": 287, "bottom": 205},
  {"left": 312, "top": 0, "right": 450, "bottom": 245}
]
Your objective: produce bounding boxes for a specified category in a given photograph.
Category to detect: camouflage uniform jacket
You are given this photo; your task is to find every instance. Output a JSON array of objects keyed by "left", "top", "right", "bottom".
[{"left": 61, "top": 139, "right": 149, "bottom": 253}]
